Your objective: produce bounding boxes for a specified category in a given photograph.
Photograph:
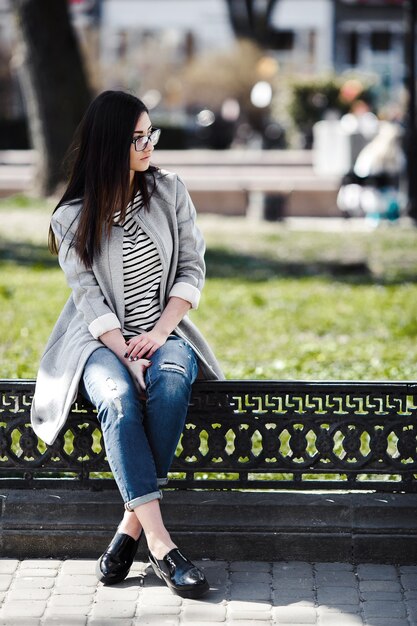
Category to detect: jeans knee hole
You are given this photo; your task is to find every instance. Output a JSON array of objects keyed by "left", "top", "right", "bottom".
[
  {"left": 159, "top": 362, "right": 187, "bottom": 375},
  {"left": 105, "top": 377, "right": 124, "bottom": 419}
]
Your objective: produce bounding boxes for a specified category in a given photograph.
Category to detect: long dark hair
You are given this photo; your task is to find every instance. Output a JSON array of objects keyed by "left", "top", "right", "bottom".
[{"left": 49, "top": 90, "right": 157, "bottom": 267}]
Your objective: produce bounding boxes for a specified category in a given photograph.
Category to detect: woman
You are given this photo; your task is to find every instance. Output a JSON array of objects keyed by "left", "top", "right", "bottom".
[{"left": 30, "top": 90, "right": 223, "bottom": 598}]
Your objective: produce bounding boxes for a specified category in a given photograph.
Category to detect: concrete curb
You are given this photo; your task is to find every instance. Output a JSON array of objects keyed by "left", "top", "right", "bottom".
[{"left": 1, "top": 490, "right": 417, "bottom": 563}]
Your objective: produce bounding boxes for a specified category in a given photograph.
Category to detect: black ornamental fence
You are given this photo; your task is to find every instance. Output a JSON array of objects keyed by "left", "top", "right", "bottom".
[{"left": 1, "top": 379, "right": 417, "bottom": 492}]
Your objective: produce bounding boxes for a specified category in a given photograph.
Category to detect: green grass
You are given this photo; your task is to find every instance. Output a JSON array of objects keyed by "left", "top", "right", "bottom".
[{"left": 1, "top": 197, "right": 417, "bottom": 381}]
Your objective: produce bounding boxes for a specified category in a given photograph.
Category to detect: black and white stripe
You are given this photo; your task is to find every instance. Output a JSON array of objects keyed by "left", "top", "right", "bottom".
[{"left": 114, "top": 194, "right": 162, "bottom": 337}]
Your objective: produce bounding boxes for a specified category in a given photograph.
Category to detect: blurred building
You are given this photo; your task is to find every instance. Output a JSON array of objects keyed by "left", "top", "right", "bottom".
[
  {"left": 334, "top": 0, "right": 406, "bottom": 91},
  {"left": 0, "top": 0, "right": 411, "bottom": 149}
]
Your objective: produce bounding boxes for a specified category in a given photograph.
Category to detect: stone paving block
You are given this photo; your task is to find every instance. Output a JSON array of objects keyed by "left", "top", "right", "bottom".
[
  {"left": 11, "top": 577, "right": 56, "bottom": 589},
  {"left": 0, "top": 560, "right": 19, "bottom": 574},
  {"left": 182, "top": 593, "right": 226, "bottom": 606},
  {"left": 226, "top": 621, "right": 271, "bottom": 626},
  {"left": 400, "top": 565, "right": 417, "bottom": 574},
  {"left": 43, "top": 605, "right": 91, "bottom": 616},
  {"left": 7, "top": 588, "right": 51, "bottom": 601},
  {"left": 317, "top": 605, "right": 361, "bottom": 616},
  {"left": 356, "top": 564, "right": 398, "bottom": 580},
  {"left": 95, "top": 586, "right": 141, "bottom": 601},
  {"left": 52, "top": 585, "right": 96, "bottom": 595},
  {"left": 139, "top": 587, "right": 183, "bottom": 604},
  {"left": 19, "top": 560, "right": 61, "bottom": 570},
  {"left": 0, "top": 600, "right": 47, "bottom": 617},
  {"left": 56, "top": 574, "right": 98, "bottom": 587},
  {"left": 273, "top": 578, "right": 314, "bottom": 591},
  {"left": 405, "top": 589, "right": 417, "bottom": 600},
  {"left": 230, "top": 562, "right": 271, "bottom": 572},
  {"left": 181, "top": 603, "right": 227, "bottom": 622},
  {"left": 60, "top": 560, "right": 97, "bottom": 574},
  {"left": 359, "top": 580, "right": 401, "bottom": 593},
  {"left": 316, "top": 586, "right": 360, "bottom": 604},
  {"left": 206, "top": 572, "right": 228, "bottom": 586},
  {"left": 274, "top": 600, "right": 316, "bottom": 608},
  {"left": 48, "top": 594, "right": 93, "bottom": 607},
  {"left": 317, "top": 615, "right": 364, "bottom": 625},
  {"left": 43, "top": 619, "right": 87, "bottom": 626},
  {"left": 89, "top": 601, "right": 137, "bottom": 619},
  {"left": 227, "top": 601, "right": 271, "bottom": 612},
  {"left": 230, "top": 571, "right": 271, "bottom": 583},
  {"left": 227, "top": 608, "right": 271, "bottom": 620},
  {"left": 273, "top": 564, "right": 313, "bottom": 578},
  {"left": 88, "top": 620, "right": 132, "bottom": 626},
  {"left": 406, "top": 600, "right": 417, "bottom": 616},
  {"left": 365, "top": 617, "right": 409, "bottom": 626},
  {"left": 0, "top": 618, "right": 40, "bottom": 626},
  {"left": 0, "top": 575, "right": 12, "bottom": 592},
  {"left": 272, "top": 591, "right": 316, "bottom": 605},
  {"left": 136, "top": 604, "right": 181, "bottom": 617},
  {"left": 272, "top": 605, "right": 317, "bottom": 623},
  {"left": 15, "top": 568, "right": 58, "bottom": 578},
  {"left": 230, "top": 582, "right": 272, "bottom": 601},
  {"left": 132, "top": 615, "right": 178, "bottom": 626},
  {"left": 315, "top": 572, "right": 358, "bottom": 587},
  {"left": 199, "top": 591, "right": 227, "bottom": 604},
  {"left": 362, "top": 600, "right": 407, "bottom": 619},
  {"left": 131, "top": 618, "right": 178, "bottom": 626},
  {"left": 314, "top": 563, "right": 353, "bottom": 573},
  {"left": 400, "top": 573, "right": 417, "bottom": 590},
  {"left": 361, "top": 590, "right": 402, "bottom": 602}
]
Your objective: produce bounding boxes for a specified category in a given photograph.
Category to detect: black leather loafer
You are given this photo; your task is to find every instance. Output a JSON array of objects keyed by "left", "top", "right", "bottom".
[
  {"left": 96, "top": 531, "right": 141, "bottom": 585},
  {"left": 148, "top": 548, "right": 209, "bottom": 599}
]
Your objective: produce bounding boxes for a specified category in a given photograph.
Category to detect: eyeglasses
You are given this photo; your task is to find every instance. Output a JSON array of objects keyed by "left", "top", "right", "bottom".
[{"left": 131, "top": 128, "right": 161, "bottom": 152}]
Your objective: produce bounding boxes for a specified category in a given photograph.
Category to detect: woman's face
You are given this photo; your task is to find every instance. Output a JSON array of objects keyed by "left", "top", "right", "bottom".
[{"left": 130, "top": 112, "right": 154, "bottom": 175}]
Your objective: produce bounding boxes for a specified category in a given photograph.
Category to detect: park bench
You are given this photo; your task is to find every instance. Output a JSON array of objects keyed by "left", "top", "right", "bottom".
[{"left": 1, "top": 378, "right": 417, "bottom": 563}]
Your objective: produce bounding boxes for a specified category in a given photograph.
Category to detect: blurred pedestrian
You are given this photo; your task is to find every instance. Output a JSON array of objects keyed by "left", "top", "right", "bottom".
[{"left": 337, "top": 120, "right": 406, "bottom": 220}]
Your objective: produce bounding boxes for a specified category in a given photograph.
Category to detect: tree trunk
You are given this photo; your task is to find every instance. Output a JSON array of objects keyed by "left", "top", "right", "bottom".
[
  {"left": 226, "top": 0, "right": 279, "bottom": 44},
  {"left": 12, "top": 0, "right": 92, "bottom": 196}
]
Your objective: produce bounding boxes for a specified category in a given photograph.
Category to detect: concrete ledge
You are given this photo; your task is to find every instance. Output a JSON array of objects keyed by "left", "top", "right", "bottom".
[{"left": 1, "top": 489, "right": 417, "bottom": 564}]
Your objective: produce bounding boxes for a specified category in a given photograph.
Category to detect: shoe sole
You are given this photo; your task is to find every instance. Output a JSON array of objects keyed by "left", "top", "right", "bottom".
[
  {"left": 149, "top": 560, "right": 210, "bottom": 599},
  {"left": 95, "top": 558, "right": 130, "bottom": 586}
]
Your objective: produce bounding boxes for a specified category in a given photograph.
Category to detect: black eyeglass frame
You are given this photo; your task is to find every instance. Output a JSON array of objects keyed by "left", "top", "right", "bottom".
[{"left": 131, "top": 128, "right": 161, "bottom": 152}]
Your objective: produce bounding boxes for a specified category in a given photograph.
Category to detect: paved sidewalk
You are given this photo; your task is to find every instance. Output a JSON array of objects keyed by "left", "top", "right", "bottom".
[{"left": 0, "top": 559, "right": 416, "bottom": 626}]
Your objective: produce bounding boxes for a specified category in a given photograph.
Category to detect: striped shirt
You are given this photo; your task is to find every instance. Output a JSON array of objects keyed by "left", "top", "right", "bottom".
[{"left": 114, "top": 194, "right": 162, "bottom": 338}]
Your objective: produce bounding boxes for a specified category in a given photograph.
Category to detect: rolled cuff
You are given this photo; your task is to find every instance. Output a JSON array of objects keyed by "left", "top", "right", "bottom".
[
  {"left": 88, "top": 312, "right": 121, "bottom": 339},
  {"left": 169, "top": 282, "right": 201, "bottom": 309},
  {"left": 124, "top": 490, "right": 162, "bottom": 511}
]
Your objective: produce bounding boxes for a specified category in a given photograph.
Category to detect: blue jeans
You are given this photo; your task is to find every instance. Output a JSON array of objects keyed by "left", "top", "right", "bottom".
[{"left": 79, "top": 336, "right": 198, "bottom": 511}]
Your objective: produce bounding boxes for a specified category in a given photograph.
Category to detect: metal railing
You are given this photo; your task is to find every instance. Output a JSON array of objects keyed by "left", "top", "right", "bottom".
[{"left": 1, "top": 379, "right": 417, "bottom": 492}]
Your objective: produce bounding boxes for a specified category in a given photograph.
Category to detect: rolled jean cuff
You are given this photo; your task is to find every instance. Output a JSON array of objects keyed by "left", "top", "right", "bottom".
[
  {"left": 157, "top": 477, "right": 169, "bottom": 487},
  {"left": 124, "top": 490, "right": 161, "bottom": 511}
]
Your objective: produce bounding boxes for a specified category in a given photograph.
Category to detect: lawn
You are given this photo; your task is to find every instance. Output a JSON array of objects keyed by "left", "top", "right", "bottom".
[{"left": 1, "top": 195, "right": 417, "bottom": 381}]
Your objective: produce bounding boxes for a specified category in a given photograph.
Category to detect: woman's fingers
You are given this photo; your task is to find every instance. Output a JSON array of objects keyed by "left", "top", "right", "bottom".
[
  {"left": 127, "top": 359, "right": 151, "bottom": 391},
  {"left": 126, "top": 336, "right": 160, "bottom": 359}
]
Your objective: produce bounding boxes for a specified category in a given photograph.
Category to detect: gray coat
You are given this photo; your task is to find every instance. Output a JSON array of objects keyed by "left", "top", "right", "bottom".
[{"left": 31, "top": 170, "right": 224, "bottom": 446}]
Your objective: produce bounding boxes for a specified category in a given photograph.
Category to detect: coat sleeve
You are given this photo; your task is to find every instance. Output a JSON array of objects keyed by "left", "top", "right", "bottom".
[
  {"left": 51, "top": 210, "right": 121, "bottom": 339},
  {"left": 168, "top": 175, "right": 205, "bottom": 309}
]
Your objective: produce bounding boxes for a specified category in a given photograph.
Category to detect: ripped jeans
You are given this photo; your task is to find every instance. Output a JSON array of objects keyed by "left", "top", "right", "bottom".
[{"left": 79, "top": 336, "right": 198, "bottom": 511}]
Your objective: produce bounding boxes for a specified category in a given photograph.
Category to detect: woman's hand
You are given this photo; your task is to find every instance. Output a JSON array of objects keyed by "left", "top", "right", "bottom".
[
  {"left": 125, "top": 329, "right": 168, "bottom": 360},
  {"left": 126, "top": 358, "right": 151, "bottom": 391}
]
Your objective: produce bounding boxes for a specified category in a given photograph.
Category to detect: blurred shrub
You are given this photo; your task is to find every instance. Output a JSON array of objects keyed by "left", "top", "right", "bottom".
[{"left": 288, "top": 76, "right": 373, "bottom": 148}]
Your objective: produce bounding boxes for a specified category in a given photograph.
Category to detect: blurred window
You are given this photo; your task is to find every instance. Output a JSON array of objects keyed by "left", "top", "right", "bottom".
[
  {"left": 269, "top": 29, "right": 294, "bottom": 51},
  {"left": 347, "top": 31, "right": 358, "bottom": 66},
  {"left": 371, "top": 31, "right": 392, "bottom": 52}
]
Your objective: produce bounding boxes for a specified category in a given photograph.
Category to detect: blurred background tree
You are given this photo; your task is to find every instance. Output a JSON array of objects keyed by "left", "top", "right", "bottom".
[{"left": 11, "top": 0, "right": 91, "bottom": 195}]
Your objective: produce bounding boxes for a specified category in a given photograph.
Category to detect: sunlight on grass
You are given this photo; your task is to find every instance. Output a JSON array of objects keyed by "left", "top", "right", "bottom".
[{"left": 1, "top": 209, "right": 417, "bottom": 380}]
